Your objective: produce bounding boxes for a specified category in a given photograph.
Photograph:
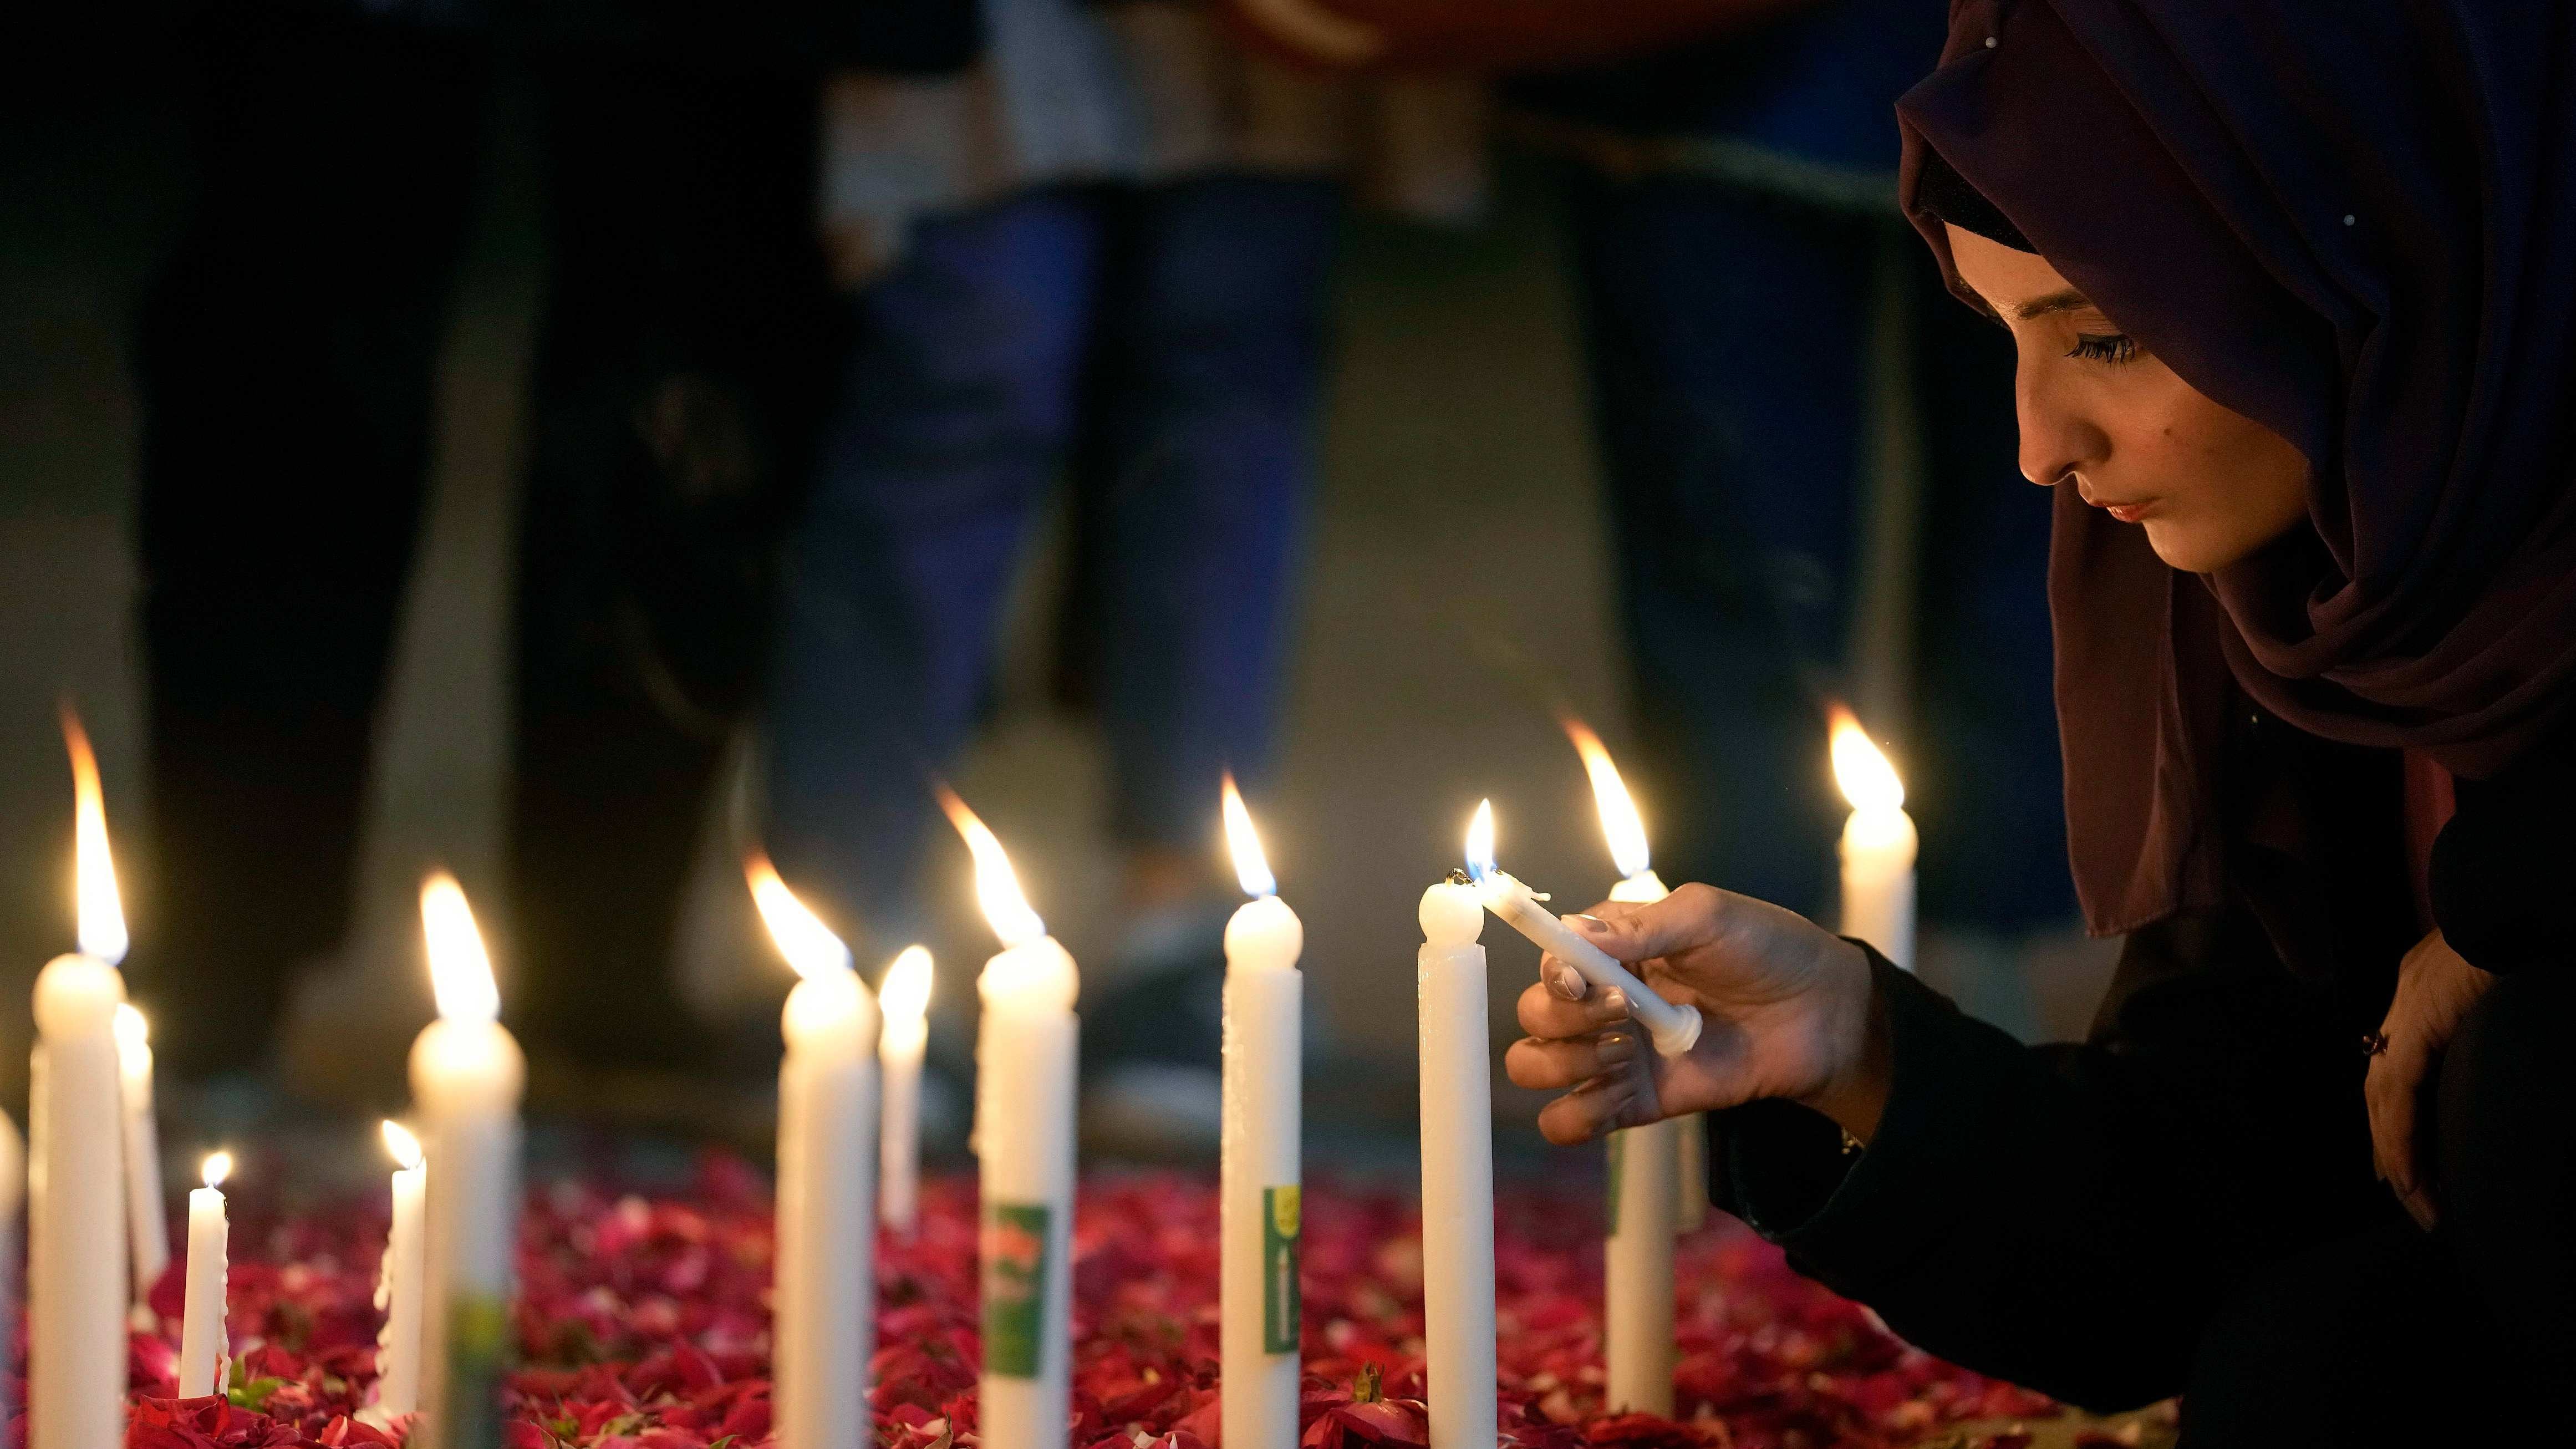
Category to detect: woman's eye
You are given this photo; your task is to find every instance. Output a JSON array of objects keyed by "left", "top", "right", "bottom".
[{"left": 2065, "top": 332, "right": 2138, "bottom": 364}]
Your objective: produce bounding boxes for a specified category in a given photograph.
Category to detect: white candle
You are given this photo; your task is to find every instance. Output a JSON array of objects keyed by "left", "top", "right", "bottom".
[
  {"left": 1418, "top": 849, "right": 1496, "bottom": 1449},
  {"left": 410, "top": 874, "right": 525, "bottom": 1449},
  {"left": 1219, "top": 777, "right": 1303, "bottom": 1449},
  {"left": 1560, "top": 720, "right": 1683, "bottom": 1415},
  {"left": 1830, "top": 709, "right": 1918, "bottom": 973},
  {"left": 878, "top": 945, "right": 933, "bottom": 1236},
  {"left": 177, "top": 1151, "right": 232, "bottom": 1396},
  {"left": 370, "top": 1120, "right": 428, "bottom": 1424},
  {"left": 749, "top": 857, "right": 881, "bottom": 1449},
  {"left": 30, "top": 711, "right": 131, "bottom": 1449},
  {"left": 114, "top": 1003, "right": 169, "bottom": 1311},
  {"left": 1463, "top": 802, "right": 1701, "bottom": 1057},
  {"left": 946, "top": 792, "right": 1078, "bottom": 1449},
  {"left": 1605, "top": 872, "right": 1704, "bottom": 1237}
]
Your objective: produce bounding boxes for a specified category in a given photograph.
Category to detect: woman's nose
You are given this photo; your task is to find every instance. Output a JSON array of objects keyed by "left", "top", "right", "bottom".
[{"left": 2015, "top": 367, "right": 2101, "bottom": 487}]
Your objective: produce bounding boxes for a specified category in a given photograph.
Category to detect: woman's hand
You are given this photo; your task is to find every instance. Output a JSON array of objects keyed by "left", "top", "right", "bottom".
[
  {"left": 1501, "top": 883, "right": 1889, "bottom": 1147},
  {"left": 2366, "top": 930, "right": 2494, "bottom": 1231}
]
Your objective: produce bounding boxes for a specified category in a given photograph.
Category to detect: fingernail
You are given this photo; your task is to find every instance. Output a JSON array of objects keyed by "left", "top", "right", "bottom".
[
  {"left": 1567, "top": 914, "right": 1609, "bottom": 936},
  {"left": 1546, "top": 964, "right": 1586, "bottom": 1001},
  {"left": 1596, "top": 1032, "right": 1638, "bottom": 1066},
  {"left": 1601, "top": 987, "right": 1630, "bottom": 1016}
]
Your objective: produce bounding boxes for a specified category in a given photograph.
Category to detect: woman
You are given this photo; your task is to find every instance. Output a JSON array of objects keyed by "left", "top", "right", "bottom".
[{"left": 1506, "top": 1, "right": 2576, "bottom": 1438}]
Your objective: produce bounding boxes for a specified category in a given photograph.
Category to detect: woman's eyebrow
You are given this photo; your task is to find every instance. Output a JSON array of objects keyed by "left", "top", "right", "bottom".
[{"left": 2011, "top": 287, "right": 2095, "bottom": 321}]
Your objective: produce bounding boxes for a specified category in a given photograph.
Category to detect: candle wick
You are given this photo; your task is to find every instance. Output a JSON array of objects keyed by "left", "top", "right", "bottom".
[{"left": 1445, "top": 867, "right": 1472, "bottom": 886}]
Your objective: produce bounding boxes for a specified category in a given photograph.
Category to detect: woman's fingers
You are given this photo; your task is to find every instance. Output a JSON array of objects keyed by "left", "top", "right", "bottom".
[
  {"left": 2365, "top": 1044, "right": 2438, "bottom": 1231},
  {"left": 1531, "top": 1069, "right": 1653, "bottom": 1146},
  {"left": 1517, "top": 977, "right": 1631, "bottom": 1040},
  {"left": 1504, "top": 1030, "right": 1641, "bottom": 1090}
]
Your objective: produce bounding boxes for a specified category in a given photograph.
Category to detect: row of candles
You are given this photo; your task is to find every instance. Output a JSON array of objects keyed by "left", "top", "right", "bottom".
[{"left": 12, "top": 705, "right": 1915, "bottom": 1449}]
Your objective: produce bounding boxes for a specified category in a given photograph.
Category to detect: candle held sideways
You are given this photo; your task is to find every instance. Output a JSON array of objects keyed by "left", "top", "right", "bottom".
[
  {"left": 748, "top": 854, "right": 880, "bottom": 1449},
  {"left": 1219, "top": 775, "right": 1303, "bottom": 1449},
  {"left": 1463, "top": 800, "right": 1701, "bottom": 1056},
  {"left": 31, "top": 707, "right": 133, "bottom": 1449},
  {"left": 177, "top": 1151, "right": 232, "bottom": 1397}
]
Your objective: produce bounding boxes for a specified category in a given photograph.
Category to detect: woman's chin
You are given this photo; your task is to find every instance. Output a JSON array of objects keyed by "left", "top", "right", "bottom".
[{"left": 2140, "top": 518, "right": 2233, "bottom": 574}]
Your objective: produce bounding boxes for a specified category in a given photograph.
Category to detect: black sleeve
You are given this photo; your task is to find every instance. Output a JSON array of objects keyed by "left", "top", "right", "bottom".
[
  {"left": 1708, "top": 915, "right": 2390, "bottom": 1411},
  {"left": 2431, "top": 748, "right": 2576, "bottom": 975}
]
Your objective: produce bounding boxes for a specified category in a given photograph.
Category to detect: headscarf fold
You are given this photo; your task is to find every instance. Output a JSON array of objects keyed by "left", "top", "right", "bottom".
[{"left": 1896, "top": 0, "right": 2576, "bottom": 934}]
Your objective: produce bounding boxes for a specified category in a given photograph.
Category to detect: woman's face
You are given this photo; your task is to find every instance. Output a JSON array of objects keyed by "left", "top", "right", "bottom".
[{"left": 1945, "top": 224, "right": 2312, "bottom": 573}]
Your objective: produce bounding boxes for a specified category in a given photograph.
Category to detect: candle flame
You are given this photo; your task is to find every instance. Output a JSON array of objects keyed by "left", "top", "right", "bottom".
[
  {"left": 63, "top": 706, "right": 128, "bottom": 965},
  {"left": 420, "top": 872, "right": 501, "bottom": 1025},
  {"left": 1463, "top": 799, "right": 1498, "bottom": 883},
  {"left": 380, "top": 1120, "right": 422, "bottom": 1171},
  {"left": 1829, "top": 705, "right": 1906, "bottom": 814},
  {"left": 939, "top": 787, "right": 1047, "bottom": 948},
  {"left": 114, "top": 1002, "right": 149, "bottom": 1053},
  {"left": 1220, "top": 773, "right": 1276, "bottom": 899},
  {"left": 1564, "top": 719, "right": 1652, "bottom": 882},
  {"left": 744, "top": 853, "right": 854, "bottom": 983},
  {"left": 202, "top": 1151, "right": 232, "bottom": 1189},
  {"left": 880, "top": 944, "right": 933, "bottom": 1025}
]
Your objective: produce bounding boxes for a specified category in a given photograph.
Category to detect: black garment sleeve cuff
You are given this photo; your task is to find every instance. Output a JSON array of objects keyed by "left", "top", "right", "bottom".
[{"left": 1710, "top": 945, "right": 2036, "bottom": 1289}]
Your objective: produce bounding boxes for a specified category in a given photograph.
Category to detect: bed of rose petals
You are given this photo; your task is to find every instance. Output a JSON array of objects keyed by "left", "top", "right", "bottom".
[{"left": 37, "top": 1155, "right": 2071, "bottom": 1449}]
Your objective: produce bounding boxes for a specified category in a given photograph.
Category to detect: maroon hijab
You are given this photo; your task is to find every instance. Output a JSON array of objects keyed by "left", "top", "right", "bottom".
[{"left": 1896, "top": 0, "right": 2576, "bottom": 934}]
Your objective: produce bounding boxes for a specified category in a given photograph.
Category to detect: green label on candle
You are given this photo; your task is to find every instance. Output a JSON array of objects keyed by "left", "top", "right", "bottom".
[
  {"left": 983, "top": 1202, "right": 1052, "bottom": 1377},
  {"left": 444, "top": 1292, "right": 512, "bottom": 1449},
  {"left": 1262, "top": 1184, "right": 1301, "bottom": 1354},
  {"left": 1606, "top": 1131, "right": 1625, "bottom": 1238}
]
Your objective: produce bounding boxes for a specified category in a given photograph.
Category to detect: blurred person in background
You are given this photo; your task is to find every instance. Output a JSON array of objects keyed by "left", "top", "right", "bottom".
[
  {"left": 131, "top": 0, "right": 877, "bottom": 1116},
  {"left": 1505, "top": 1, "right": 2075, "bottom": 1033},
  {"left": 762, "top": 0, "right": 1486, "bottom": 1150}
]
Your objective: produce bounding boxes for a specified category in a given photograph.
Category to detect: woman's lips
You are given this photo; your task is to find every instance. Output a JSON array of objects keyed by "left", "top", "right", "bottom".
[{"left": 2103, "top": 499, "right": 2161, "bottom": 523}]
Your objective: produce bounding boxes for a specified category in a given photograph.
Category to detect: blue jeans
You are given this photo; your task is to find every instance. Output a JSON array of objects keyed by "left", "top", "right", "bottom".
[
  {"left": 765, "top": 178, "right": 1341, "bottom": 943},
  {"left": 1569, "top": 174, "right": 2073, "bottom": 933}
]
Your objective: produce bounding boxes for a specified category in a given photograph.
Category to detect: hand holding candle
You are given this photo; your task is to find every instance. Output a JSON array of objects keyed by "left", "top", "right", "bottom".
[
  {"left": 1464, "top": 801, "right": 1701, "bottom": 1056},
  {"left": 177, "top": 1151, "right": 232, "bottom": 1397},
  {"left": 1219, "top": 776, "right": 1303, "bottom": 1449}
]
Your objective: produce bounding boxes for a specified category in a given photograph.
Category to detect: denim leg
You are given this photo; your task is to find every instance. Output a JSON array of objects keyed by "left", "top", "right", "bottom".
[
  {"left": 1909, "top": 261, "right": 2078, "bottom": 933},
  {"left": 1567, "top": 175, "right": 1873, "bottom": 921},
  {"left": 1069, "top": 175, "right": 1343, "bottom": 851},
  {"left": 764, "top": 190, "right": 1103, "bottom": 942}
]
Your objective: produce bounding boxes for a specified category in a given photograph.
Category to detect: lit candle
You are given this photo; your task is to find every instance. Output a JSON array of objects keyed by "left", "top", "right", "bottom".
[
  {"left": 1219, "top": 776, "right": 1302, "bottom": 1449},
  {"left": 176, "top": 1151, "right": 232, "bottom": 1396},
  {"left": 748, "top": 855, "right": 880, "bottom": 1449},
  {"left": 944, "top": 790, "right": 1078, "bottom": 1449},
  {"left": 1563, "top": 723, "right": 1678, "bottom": 1415},
  {"left": 878, "top": 945, "right": 933, "bottom": 1236},
  {"left": 114, "top": 1003, "right": 169, "bottom": 1314},
  {"left": 369, "top": 1120, "right": 428, "bottom": 1426},
  {"left": 1418, "top": 831, "right": 1496, "bottom": 1449},
  {"left": 1830, "top": 707, "right": 1917, "bottom": 973},
  {"left": 410, "top": 873, "right": 525, "bottom": 1449},
  {"left": 30, "top": 709, "right": 131, "bottom": 1449},
  {"left": 1464, "top": 802, "right": 1700, "bottom": 1057}
]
